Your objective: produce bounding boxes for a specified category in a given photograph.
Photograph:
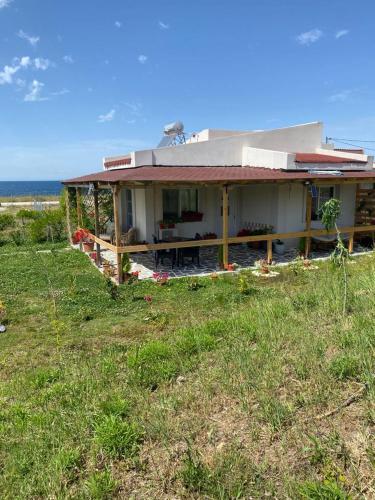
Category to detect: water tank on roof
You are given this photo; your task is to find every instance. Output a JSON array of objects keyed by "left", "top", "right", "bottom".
[{"left": 164, "top": 121, "right": 184, "bottom": 136}]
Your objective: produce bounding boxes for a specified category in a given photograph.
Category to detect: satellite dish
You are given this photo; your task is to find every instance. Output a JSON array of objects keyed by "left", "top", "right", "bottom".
[{"left": 157, "top": 121, "right": 186, "bottom": 148}]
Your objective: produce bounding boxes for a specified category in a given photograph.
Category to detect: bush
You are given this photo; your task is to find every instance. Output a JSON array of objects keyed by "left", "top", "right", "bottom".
[
  {"left": 0, "top": 213, "right": 15, "bottom": 231},
  {"left": 9, "top": 228, "right": 27, "bottom": 246},
  {"left": 93, "top": 415, "right": 142, "bottom": 458},
  {"left": 29, "top": 209, "right": 66, "bottom": 243},
  {"left": 16, "top": 209, "right": 40, "bottom": 223}
]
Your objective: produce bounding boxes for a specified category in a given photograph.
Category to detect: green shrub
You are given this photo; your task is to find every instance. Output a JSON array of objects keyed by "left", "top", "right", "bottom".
[
  {"left": 9, "top": 228, "right": 27, "bottom": 246},
  {"left": 29, "top": 209, "right": 66, "bottom": 243},
  {"left": 85, "top": 469, "right": 118, "bottom": 499},
  {"left": 0, "top": 213, "right": 15, "bottom": 231},
  {"left": 93, "top": 415, "right": 142, "bottom": 458},
  {"left": 16, "top": 209, "right": 40, "bottom": 223},
  {"left": 329, "top": 354, "right": 362, "bottom": 380}
]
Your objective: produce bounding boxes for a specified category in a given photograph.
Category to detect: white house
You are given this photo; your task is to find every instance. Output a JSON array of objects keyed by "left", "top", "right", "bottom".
[{"left": 64, "top": 121, "right": 375, "bottom": 280}]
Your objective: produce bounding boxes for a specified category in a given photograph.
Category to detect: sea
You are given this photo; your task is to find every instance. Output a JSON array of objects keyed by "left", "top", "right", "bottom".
[{"left": 0, "top": 181, "right": 62, "bottom": 198}]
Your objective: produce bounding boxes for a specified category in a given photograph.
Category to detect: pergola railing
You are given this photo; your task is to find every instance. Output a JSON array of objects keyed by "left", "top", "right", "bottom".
[{"left": 66, "top": 181, "right": 375, "bottom": 284}]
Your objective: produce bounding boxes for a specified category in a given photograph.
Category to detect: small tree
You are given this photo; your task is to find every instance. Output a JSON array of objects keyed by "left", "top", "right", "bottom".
[{"left": 320, "top": 198, "right": 349, "bottom": 315}]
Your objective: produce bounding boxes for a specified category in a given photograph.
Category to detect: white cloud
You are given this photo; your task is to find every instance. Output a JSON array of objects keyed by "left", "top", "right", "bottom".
[
  {"left": 138, "top": 54, "right": 147, "bottom": 64},
  {"left": 0, "top": 64, "right": 19, "bottom": 84},
  {"left": 0, "top": 56, "right": 51, "bottom": 86},
  {"left": 34, "top": 57, "right": 51, "bottom": 70},
  {"left": 18, "top": 30, "right": 40, "bottom": 47},
  {"left": 158, "top": 21, "right": 169, "bottom": 30},
  {"left": 24, "top": 80, "right": 48, "bottom": 102},
  {"left": 63, "top": 55, "right": 74, "bottom": 64},
  {"left": 114, "top": 20, "right": 122, "bottom": 28},
  {"left": 19, "top": 56, "right": 31, "bottom": 67},
  {"left": 328, "top": 89, "right": 352, "bottom": 102},
  {"left": 335, "top": 29, "right": 349, "bottom": 39},
  {"left": 296, "top": 28, "right": 322, "bottom": 46},
  {"left": 98, "top": 109, "right": 116, "bottom": 123},
  {"left": 0, "top": 0, "right": 12, "bottom": 9}
]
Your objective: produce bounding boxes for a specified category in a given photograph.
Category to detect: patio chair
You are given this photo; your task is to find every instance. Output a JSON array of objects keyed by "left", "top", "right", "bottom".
[
  {"left": 99, "top": 221, "right": 115, "bottom": 244},
  {"left": 153, "top": 235, "right": 176, "bottom": 269},
  {"left": 121, "top": 227, "right": 137, "bottom": 246},
  {"left": 177, "top": 233, "right": 201, "bottom": 267}
]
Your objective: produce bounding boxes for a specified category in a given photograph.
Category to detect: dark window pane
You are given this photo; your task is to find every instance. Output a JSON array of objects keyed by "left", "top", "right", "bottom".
[{"left": 163, "top": 189, "right": 179, "bottom": 220}]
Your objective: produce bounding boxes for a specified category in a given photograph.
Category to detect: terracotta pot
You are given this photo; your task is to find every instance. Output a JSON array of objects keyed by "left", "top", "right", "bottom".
[{"left": 83, "top": 241, "right": 94, "bottom": 252}]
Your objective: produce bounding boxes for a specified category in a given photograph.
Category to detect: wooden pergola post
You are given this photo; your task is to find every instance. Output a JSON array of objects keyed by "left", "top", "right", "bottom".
[
  {"left": 305, "top": 184, "right": 312, "bottom": 258},
  {"left": 76, "top": 187, "right": 83, "bottom": 228},
  {"left": 113, "top": 184, "right": 123, "bottom": 284},
  {"left": 267, "top": 239, "right": 273, "bottom": 264},
  {"left": 222, "top": 185, "right": 229, "bottom": 268},
  {"left": 65, "top": 187, "right": 73, "bottom": 244},
  {"left": 93, "top": 183, "right": 101, "bottom": 265}
]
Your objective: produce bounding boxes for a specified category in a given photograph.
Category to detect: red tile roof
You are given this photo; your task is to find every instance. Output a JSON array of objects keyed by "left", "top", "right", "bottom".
[
  {"left": 295, "top": 153, "right": 366, "bottom": 163},
  {"left": 63, "top": 166, "right": 375, "bottom": 185}
]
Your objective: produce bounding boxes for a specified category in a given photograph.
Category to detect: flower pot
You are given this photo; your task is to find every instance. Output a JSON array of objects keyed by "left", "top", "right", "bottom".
[
  {"left": 274, "top": 242, "right": 285, "bottom": 255},
  {"left": 83, "top": 241, "right": 94, "bottom": 252}
]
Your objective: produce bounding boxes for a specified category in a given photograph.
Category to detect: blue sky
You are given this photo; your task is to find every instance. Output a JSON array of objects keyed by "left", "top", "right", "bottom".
[{"left": 0, "top": 0, "right": 375, "bottom": 180}]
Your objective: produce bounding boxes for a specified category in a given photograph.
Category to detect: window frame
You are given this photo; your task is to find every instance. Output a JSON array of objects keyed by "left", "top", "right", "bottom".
[
  {"left": 162, "top": 188, "right": 199, "bottom": 221},
  {"left": 311, "top": 185, "right": 336, "bottom": 221}
]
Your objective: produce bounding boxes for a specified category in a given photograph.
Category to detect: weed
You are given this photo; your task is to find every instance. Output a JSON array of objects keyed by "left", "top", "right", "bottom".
[
  {"left": 85, "top": 469, "right": 118, "bottom": 499},
  {"left": 329, "top": 354, "right": 362, "bottom": 380},
  {"left": 93, "top": 415, "right": 142, "bottom": 458}
]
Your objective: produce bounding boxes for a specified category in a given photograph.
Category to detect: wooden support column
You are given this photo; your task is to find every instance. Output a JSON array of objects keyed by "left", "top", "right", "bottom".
[
  {"left": 76, "top": 187, "right": 83, "bottom": 228},
  {"left": 93, "top": 184, "right": 101, "bottom": 265},
  {"left": 65, "top": 187, "right": 73, "bottom": 244},
  {"left": 222, "top": 185, "right": 229, "bottom": 268},
  {"left": 113, "top": 185, "right": 123, "bottom": 284},
  {"left": 267, "top": 239, "right": 273, "bottom": 264},
  {"left": 305, "top": 185, "right": 312, "bottom": 258}
]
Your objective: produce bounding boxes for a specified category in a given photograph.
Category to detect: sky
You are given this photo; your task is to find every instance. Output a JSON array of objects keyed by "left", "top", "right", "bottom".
[{"left": 1, "top": 0, "right": 375, "bottom": 181}]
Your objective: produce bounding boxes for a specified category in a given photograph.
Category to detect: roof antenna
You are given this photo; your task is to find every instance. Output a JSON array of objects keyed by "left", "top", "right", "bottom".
[{"left": 157, "top": 121, "right": 186, "bottom": 148}]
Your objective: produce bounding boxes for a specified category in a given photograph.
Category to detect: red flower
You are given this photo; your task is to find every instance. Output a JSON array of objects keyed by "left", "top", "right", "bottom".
[{"left": 144, "top": 295, "right": 152, "bottom": 303}]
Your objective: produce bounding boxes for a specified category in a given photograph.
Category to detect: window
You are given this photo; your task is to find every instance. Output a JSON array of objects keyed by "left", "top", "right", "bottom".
[
  {"left": 162, "top": 189, "right": 198, "bottom": 220},
  {"left": 311, "top": 186, "right": 335, "bottom": 221}
]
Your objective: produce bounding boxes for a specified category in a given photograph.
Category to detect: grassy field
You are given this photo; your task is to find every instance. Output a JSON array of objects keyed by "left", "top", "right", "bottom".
[
  {"left": 0, "top": 194, "right": 60, "bottom": 203},
  {"left": 0, "top": 244, "right": 374, "bottom": 498}
]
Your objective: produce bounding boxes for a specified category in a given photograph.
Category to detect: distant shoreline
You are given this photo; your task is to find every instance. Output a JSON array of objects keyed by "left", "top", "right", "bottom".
[{"left": 0, "top": 194, "right": 60, "bottom": 203}]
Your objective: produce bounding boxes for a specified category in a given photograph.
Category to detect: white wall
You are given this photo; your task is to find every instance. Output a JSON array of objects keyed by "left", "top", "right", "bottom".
[
  {"left": 129, "top": 181, "right": 357, "bottom": 247},
  {"left": 132, "top": 122, "right": 323, "bottom": 167}
]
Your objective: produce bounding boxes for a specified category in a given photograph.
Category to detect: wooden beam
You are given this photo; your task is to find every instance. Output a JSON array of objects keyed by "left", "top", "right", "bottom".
[
  {"left": 93, "top": 184, "right": 101, "bottom": 265},
  {"left": 65, "top": 187, "right": 73, "bottom": 244},
  {"left": 112, "top": 185, "right": 123, "bottom": 284},
  {"left": 222, "top": 185, "right": 229, "bottom": 267},
  {"left": 86, "top": 223, "right": 375, "bottom": 257},
  {"left": 305, "top": 185, "right": 312, "bottom": 258}
]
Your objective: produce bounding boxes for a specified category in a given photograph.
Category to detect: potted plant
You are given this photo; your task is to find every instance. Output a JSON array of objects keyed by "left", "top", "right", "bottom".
[
  {"left": 181, "top": 211, "right": 203, "bottom": 222},
  {"left": 203, "top": 232, "right": 217, "bottom": 240},
  {"left": 274, "top": 239, "right": 285, "bottom": 255},
  {"left": 72, "top": 228, "right": 94, "bottom": 252}
]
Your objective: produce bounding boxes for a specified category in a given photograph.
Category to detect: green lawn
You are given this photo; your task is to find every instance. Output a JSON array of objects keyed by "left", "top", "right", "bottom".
[{"left": 0, "top": 246, "right": 374, "bottom": 498}]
